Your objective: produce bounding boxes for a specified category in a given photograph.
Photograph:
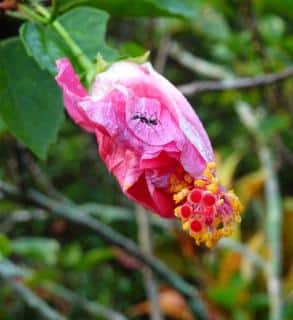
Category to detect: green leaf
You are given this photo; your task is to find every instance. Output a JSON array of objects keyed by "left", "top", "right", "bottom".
[
  {"left": 254, "top": 0, "right": 293, "bottom": 19},
  {"left": 58, "top": 7, "right": 117, "bottom": 60},
  {"left": 259, "top": 113, "right": 291, "bottom": 137},
  {"left": 0, "top": 233, "right": 11, "bottom": 260},
  {"left": 20, "top": 23, "right": 70, "bottom": 75},
  {"left": 77, "top": 248, "right": 114, "bottom": 270},
  {"left": 0, "top": 116, "right": 6, "bottom": 134},
  {"left": 193, "top": 4, "right": 231, "bottom": 40},
  {"left": 60, "top": 244, "right": 83, "bottom": 268},
  {"left": 60, "top": 0, "right": 201, "bottom": 20},
  {"left": 208, "top": 276, "right": 247, "bottom": 309},
  {"left": 20, "top": 7, "right": 117, "bottom": 76},
  {"left": 119, "top": 42, "right": 146, "bottom": 57},
  {"left": 0, "top": 38, "right": 63, "bottom": 159},
  {"left": 11, "top": 237, "right": 60, "bottom": 265},
  {"left": 259, "top": 15, "right": 285, "bottom": 44}
]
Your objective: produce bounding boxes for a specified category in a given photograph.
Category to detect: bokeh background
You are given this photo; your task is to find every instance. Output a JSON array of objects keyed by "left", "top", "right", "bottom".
[{"left": 0, "top": 1, "right": 292, "bottom": 319}]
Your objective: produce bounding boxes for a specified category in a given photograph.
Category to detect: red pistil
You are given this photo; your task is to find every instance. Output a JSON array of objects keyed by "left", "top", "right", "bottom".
[
  {"left": 202, "top": 193, "right": 216, "bottom": 207},
  {"left": 190, "top": 220, "right": 202, "bottom": 233},
  {"left": 180, "top": 205, "right": 192, "bottom": 219},
  {"left": 189, "top": 189, "right": 202, "bottom": 203}
]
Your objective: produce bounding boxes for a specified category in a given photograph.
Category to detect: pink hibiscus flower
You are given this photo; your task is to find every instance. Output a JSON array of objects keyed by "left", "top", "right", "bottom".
[{"left": 55, "top": 58, "right": 242, "bottom": 247}]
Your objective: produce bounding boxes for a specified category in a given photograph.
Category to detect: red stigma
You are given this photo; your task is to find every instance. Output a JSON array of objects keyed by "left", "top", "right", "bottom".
[
  {"left": 190, "top": 220, "right": 202, "bottom": 233},
  {"left": 203, "top": 193, "right": 216, "bottom": 207},
  {"left": 189, "top": 189, "right": 202, "bottom": 203},
  {"left": 180, "top": 205, "right": 192, "bottom": 219}
]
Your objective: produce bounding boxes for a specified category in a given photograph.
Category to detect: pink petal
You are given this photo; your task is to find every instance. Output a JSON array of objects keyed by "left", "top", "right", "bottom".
[{"left": 55, "top": 58, "right": 94, "bottom": 132}]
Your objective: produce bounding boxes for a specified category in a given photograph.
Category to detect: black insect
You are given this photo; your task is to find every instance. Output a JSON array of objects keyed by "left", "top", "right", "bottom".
[{"left": 131, "top": 112, "right": 160, "bottom": 126}]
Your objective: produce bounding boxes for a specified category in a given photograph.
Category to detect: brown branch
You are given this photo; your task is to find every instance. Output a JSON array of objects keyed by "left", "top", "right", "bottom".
[
  {"left": 178, "top": 66, "right": 293, "bottom": 96},
  {"left": 169, "top": 41, "right": 233, "bottom": 80}
]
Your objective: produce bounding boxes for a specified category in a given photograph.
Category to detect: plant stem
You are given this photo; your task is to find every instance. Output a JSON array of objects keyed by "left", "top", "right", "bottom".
[
  {"left": 43, "top": 281, "right": 128, "bottom": 320},
  {"left": 259, "top": 144, "right": 283, "bottom": 320},
  {"left": 178, "top": 67, "right": 293, "bottom": 96},
  {"left": 18, "top": 4, "right": 48, "bottom": 23},
  {"left": 52, "top": 20, "right": 94, "bottom": 74},
  {"left": 33, "top": 4, "right": 94, "bottom": 76},
  {"left": 136, "top": 205, "right": 163, "bottom": 320},
  {"left": 0, "top": 260, "right": 65, "bottom": 320},
  {"left": 236, "top": 102, "right": 283, "bottom": 320},
  {"left": 48, "top": 0, "right": 59, "bottom": 23}
]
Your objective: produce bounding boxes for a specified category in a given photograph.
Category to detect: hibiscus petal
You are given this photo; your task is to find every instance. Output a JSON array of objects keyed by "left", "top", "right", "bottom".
[{"left": 55, "top": 58, "right": 94, "bottom": 132}]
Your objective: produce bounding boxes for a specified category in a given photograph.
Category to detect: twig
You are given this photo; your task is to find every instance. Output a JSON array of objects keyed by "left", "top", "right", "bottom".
[
  {"left": 22, "top": 152, "right": 68, "bottom": 202},
  {"left": 48, "top": 0, "right": 59, "bottom": 23},
  {"left": 155, "top": 34, "right": 171, "bottom": 73},
  {"left": 169, "top": 41, "right": 233, "bottom": 80},
  {"left": 0, "top": 208, "right": 46, "bottom": 232},
  {"left": 236, "top": 102, "right": 283, "bottom": 320},
  {"left": 274, "top": 136, "right": 293, "bottom": 167},
  {"left": 0, "top": 181, "right": 208, "bottom": 320},
  {"left": 0, "top": 260, "right": 127, "bottom": 320},
  {"left": 136, "top": 205, "right": 163, "bottom": 320},
  {"left": 178, "top": 66, "right": 293, "bottom": 95},
  {"left": 0, "top": 260, "right": 65, "bottom": 320},
  {"left": 43, "top": 282, "right": 128, "bottom": 320},
  {"left": 259, "top": 144, "right": 283, "bottom": 320}
]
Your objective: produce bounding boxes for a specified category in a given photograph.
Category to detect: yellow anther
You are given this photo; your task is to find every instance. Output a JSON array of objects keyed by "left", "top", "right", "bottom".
[
  {"left": 203, "top": 169, "right": 213, "bottom": 180},
  {"left": 194, "top": 179, "right": 206, "bottom": 187},
  {"left": 173, "top": 187, "right": 189, "bottom": 204},
  {"left": 207, "top": 162, "right": 216, "bottom": 169},
  {"left": 235, "top": 215, "right": 241, "bottom": 223},
  {"left": 207, "top": 183, "right": 218, "bottom": 193},
  {"left": 182, "top": 221, "right": 190, "bottom": 231},
  {"left": 223, "top": 227, "right": 232, "bottom": 236},
  {"left": 174, "top": 207, "right": 180, "bottom": 217},
  {"left": 202, "top": 233, "right": 210, "bottom": 242},
  {"left": 195, "top": 238, "right": 201, "bottom": 246},
  {"left": 227, "top": 190, "right": 243, "bottom": 213},
  {"left": 206, "top": 240, "right": 213, "bottom": 248}
]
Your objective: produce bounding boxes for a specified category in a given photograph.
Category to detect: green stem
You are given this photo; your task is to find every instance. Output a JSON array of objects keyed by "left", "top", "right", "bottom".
[
  {"left": 52, "top": 21, "right": 93, "bottom": 72},
  {"left": 33, "top": 3, "right": 93, "bottom": 76},
  {"left": 18, "top": 4, "right": 48, "bottom": 24},
  {"left": 48, "top": 0, "right": 59, "bottom": 23}
]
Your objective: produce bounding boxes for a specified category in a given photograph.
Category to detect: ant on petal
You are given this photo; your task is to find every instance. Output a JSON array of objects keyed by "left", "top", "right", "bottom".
[{"left": 131, "top": 112, "right": 160, "bottom": 126}]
